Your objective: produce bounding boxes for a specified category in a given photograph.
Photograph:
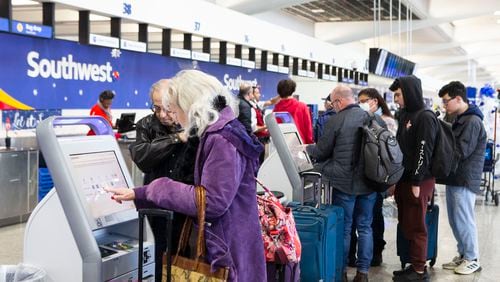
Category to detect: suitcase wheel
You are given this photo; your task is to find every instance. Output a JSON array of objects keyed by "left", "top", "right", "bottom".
[{"left": 430, "top": 259, "right": 436, "bottom": 267}]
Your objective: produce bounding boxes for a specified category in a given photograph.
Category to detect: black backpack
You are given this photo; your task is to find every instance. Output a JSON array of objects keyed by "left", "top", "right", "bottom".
[
  {"left": 362, "top": 113, "right": 404, "bottom": 191},
  {"left": 421, "top": 110, "right": 458, "bottom": 182}
]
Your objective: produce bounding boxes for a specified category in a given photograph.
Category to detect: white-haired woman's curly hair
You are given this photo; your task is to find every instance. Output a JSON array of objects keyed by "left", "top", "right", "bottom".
[{"left": 163, "top": 69, "right": 238, "bottom": 137}]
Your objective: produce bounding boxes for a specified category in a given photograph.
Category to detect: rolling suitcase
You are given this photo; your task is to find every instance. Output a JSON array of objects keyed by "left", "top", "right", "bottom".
[
  {"left": 289, "top": 172, "right": 345, "bottom": 282},
  {"left": 396, "top": 194, "right": 439, "bottom": 269},
  {"left": 138, "top": 209, "right": 174, "bottom": 282}
]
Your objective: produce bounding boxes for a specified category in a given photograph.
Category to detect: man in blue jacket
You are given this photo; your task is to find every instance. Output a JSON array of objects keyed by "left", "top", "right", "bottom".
[
  {"left": 438, "top": 81, "right": 486, "bottom": 275},
  {"left": 307, "top": 85, "right": 382, "bottom": 282}
]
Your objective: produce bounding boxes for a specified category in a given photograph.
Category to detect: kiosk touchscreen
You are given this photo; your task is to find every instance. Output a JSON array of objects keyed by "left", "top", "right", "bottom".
[
  {"left": 69, "top": 151, "right": 135, "bottom": 229},
  {"left": 257, "top": 112, "right": 314, "bottom": 203},
  {"left": 24, "top": 117, "right": 155, "bottom": 282}
]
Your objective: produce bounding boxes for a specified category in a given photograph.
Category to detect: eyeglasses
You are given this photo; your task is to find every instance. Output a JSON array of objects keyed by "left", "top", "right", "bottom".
[
  {"left": 151, "top": 105, "right": 173, "bottom": 114},
  {"left": 442, "top": 97, "right": 456, "bottom": 105}
]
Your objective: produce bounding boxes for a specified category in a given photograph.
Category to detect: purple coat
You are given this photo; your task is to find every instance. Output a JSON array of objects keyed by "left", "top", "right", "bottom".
[{"left": 134, "top": 107, "right": 266, "bottom": 281}]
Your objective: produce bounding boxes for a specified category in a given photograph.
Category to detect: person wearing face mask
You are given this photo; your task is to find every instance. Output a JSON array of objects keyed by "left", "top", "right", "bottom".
[
  {"left": 348, "top": 88, "right": 396, "bottom": 268},
  {"left": 307, "top": 85, "right": 384, "bottom": 282},
  {"left": 129, "top": 79, "right": 199, "bottom": 282},
  {"left": 358, "top": 88, "right": 397, "bottom": 135}
]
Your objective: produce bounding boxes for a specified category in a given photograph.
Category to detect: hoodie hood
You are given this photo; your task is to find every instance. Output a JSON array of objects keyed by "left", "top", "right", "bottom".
[
  {"left": 459, "top": 104, "right": 484, "bottom": 121},
  {"left": 396, "top": 75, "right": 425, "bottom": 113}
]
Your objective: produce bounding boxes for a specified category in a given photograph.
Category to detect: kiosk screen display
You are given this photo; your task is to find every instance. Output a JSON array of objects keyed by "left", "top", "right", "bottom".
[
  {"left": 70, "top": 151, "right": 135, "bottom": 228},
  {"left": 283, "top": 132, "right": 313, "bottom": 172}
]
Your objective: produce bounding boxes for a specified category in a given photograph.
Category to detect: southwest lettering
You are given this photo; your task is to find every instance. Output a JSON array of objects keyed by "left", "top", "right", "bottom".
[{"left": 26, "top": 51, "right": 113, "bottom": 83}]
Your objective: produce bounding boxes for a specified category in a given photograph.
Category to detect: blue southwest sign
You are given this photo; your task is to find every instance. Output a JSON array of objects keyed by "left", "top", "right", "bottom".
[{"left": 0, "top": 32, "right": 287, "bottom": 110}]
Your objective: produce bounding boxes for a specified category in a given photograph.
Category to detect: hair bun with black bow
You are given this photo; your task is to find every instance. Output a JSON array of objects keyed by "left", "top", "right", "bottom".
[{"left": 213, "top": 95, "right": 227, "bottom": 112}]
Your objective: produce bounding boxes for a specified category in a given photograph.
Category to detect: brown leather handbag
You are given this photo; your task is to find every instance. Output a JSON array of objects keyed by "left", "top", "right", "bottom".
[{"left": 163, "top": 186, "right": 230, "bottom": 282}]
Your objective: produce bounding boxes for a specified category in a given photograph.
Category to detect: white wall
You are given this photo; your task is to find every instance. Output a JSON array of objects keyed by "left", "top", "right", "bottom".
[{"left": 292, "top": 76, "right": 338, "bottom": 111}]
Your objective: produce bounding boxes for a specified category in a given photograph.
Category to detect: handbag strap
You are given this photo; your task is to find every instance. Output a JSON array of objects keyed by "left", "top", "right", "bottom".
[
  {"left": 195, "top": 185, "right": 207, "bottom": 259},
  {"left": 174, "top": 186, "right": 207, "bottom": 262},
  {"left": 255, "top": 177, "right": 273, "bottom": 196}
]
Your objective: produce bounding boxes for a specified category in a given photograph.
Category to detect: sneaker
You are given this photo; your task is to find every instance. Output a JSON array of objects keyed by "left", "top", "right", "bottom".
[
  {"left": 454, "top": 260, "right": 482, "bottom": 275},
  {"left": 393, "top": 265, "right": 413, "bottom": 276},
  {"left": 442, "top": 255, "right": 463, "bottom": 270},
  {"left": 393, "top": 266, "right": 429, "bottom": 281},
  {"left": 353, "top": 271, "right": 369, "bottom": 282}
]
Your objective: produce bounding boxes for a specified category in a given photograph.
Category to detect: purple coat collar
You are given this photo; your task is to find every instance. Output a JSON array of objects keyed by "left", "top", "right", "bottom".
[{"left": 204, "top": 106, "right": 235, "bottom": 135}]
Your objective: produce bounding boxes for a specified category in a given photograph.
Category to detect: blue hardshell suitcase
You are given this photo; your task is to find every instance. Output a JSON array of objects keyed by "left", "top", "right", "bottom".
[
  {"left": 290, "top": 203, "right": 344, "bottom": 282},
  {"left": 396, "top": 203, "right": 439, "bottom": 269}
]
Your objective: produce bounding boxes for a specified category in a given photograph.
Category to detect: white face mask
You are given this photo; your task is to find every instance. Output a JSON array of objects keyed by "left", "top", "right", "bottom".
[{"left": 359, "top": 102, "right": 370, "bottom": 112}]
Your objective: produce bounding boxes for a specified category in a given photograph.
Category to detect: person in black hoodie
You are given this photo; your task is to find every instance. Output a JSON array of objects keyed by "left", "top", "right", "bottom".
[
  {"left": 438, "top": 81, "right": 485, "bottom": 275},
  {"left": 129, "top": 79, "right": 199, "bottom": 282},
  {"left": 389, "top": 75, "right": 438, "bottom": 281}
]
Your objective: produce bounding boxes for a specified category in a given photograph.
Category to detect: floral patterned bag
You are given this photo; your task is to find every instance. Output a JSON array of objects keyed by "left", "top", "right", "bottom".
[{"left": 256, "top": 179, "right": 301, "bottom": 264}]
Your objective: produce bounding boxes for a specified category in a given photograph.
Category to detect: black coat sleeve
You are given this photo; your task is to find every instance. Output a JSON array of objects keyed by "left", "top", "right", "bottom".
[
  {"left": 307, "top": 115, "right": 338, "bottom": 162},
  {"left": 129, "top": 117, "right": 182, "bottom": 173}
]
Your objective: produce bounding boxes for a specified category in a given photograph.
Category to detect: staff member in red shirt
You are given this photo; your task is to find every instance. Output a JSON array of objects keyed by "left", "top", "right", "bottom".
[
  {"left": 88, "top": 90, "right": 115, "bottom": 135},
  {"left": 273, "top": 79, "right": 314, "bottom": 144}
]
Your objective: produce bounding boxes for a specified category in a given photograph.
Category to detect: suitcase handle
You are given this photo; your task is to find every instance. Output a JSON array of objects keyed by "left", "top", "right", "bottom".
[
  {"left": 138, "top": 209, "right": 174, "bottom": 282},
  {"left": 290, "top": 205, "right": 320, "bottom": 215}
]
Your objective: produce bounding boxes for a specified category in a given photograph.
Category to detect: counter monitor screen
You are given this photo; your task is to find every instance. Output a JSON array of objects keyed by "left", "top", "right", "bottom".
[
  {"left": 70, "top": 151, "right": 135, "bottom": 229},
  {"left": 283, "top": 132, "right": 313, "bottom": 172},
  {"left": 117, "top": 113, "right": 136, "bottom": 133}
]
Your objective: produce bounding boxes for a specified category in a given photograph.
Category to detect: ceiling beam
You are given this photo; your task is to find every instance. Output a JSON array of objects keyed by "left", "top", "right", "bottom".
[
  {"left": 315, "top": 10, "right": 492, "bottom": 44},
  {"left": 419, "top": 51, "right": 500, "bottom": 68},
  {"left": 215, "top": 0, "right": 315, "bottom": 15}
]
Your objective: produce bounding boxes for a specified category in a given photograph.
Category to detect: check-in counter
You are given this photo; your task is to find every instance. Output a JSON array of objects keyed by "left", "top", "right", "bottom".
[{"left": 0, "top": 146, "right": 38, "bottom": 227}]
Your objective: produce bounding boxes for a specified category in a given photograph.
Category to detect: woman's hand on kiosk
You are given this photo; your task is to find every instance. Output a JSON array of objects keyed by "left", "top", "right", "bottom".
[{"left": 104, "top": 187, "right": 135, "bottom": 203}]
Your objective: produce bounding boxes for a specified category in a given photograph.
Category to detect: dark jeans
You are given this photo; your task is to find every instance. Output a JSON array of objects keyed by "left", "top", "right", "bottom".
[
  {"left": 349, "top": 192, "right": 386, "bottom": 262},
  {"left": 394, "top": 178, "right": 435, "bottom": 272},
  {"left": 333, "top": 190, "right": 377, "bottom": 273}
]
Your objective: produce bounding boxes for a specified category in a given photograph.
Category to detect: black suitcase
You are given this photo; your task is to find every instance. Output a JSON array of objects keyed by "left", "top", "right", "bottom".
[
  {"left": 138, "top": 209, "right": 174, "bottom": 282},
  {"left": 396, "top": 195, "right": 439, "bottom": 269}
]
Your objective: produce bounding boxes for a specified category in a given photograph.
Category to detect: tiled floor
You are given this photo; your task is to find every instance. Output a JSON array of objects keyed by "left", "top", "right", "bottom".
[{"left": 0, "top": 186, "right": 499, "bottom": 281}]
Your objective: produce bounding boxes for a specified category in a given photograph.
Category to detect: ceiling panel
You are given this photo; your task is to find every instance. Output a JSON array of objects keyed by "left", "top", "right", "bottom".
[{"left": 283, "top": 0, "right": 419, "bottom": 22}]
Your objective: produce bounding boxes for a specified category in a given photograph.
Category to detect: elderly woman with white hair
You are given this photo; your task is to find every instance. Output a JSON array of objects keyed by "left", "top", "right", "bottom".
[{"left": 106, "top": 69, "right": 266, "bottom": 281}]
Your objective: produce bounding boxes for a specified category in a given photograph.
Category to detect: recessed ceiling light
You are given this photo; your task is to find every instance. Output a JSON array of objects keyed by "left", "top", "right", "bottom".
[
  {"left": 311, "top": 9, "right": 325, "bottom": 13},
  {"left": 494, "top": 11, "right": 500, "bottom": 16},
  {"left": 329, "top": 17, "right": 341, "bottom": 21}
]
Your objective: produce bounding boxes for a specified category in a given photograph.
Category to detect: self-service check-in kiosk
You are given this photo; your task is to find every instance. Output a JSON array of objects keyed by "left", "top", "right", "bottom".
[
  {"left": 24, "top": 117, "right": 155, "bottom": 282},
  {"left": 257, "top": 112, "right": 317, "bottom": 203}
]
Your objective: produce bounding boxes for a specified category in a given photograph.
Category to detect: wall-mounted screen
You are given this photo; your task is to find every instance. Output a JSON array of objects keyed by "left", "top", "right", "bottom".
[{"left": 369, "top": 48, "right": 415, "bottom": 79}]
